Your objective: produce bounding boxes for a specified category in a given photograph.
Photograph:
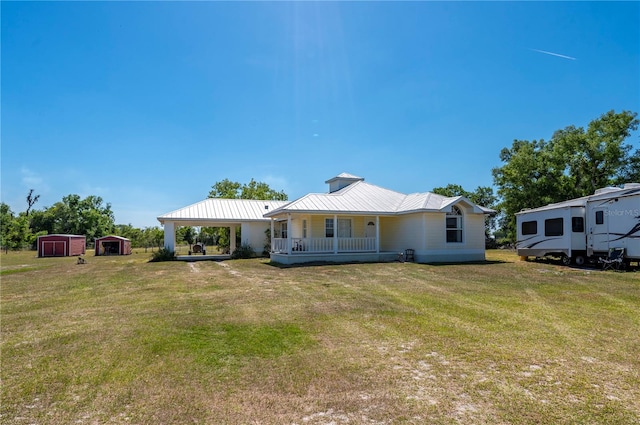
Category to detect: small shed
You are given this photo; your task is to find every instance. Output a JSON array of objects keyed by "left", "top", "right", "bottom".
[
  {"left": 95, "top": 235, "right": 132, "bottom": 256},
  {"left": 37, "top": 234, "right": 86, "bottom": 257}
]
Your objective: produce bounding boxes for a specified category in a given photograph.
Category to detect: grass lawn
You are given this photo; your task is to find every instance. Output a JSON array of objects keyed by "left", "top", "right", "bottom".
[{"left": 1, "top": 250, "right": 639, "bottom": 424}]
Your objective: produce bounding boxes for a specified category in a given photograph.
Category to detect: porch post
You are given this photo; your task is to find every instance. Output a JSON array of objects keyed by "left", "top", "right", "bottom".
[
  {"left": 230, "top": 225, "right": 236, "bottom": 254},
  {"left": 270, "top": 218, "right": 274, "bottom": 253},
  {"left": 376, "top": 216, "right": 380, "bottom": 253},
  {"left": 163, "top": 221, "right": 176, "bottom": 252},
  {"left": 333, "top": 215, "right": 338, "bottom": 254},
  {"left": 287, "top": 214, "right": 292, "bottom": 255}
]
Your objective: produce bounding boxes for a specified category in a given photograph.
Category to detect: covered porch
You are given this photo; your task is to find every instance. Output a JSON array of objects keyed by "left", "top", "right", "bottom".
[{"left": 268, "top": 214, "right": 403, "bottom": 264}]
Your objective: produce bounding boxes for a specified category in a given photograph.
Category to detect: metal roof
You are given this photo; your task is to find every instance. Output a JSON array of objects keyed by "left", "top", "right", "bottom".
[
  {"left": 265, "top": 180, "right": 491, "bottom": 217},
  {"left": 95, "top": 235, "right": 130, "bottom": 241},
  {"left": 158, "top": 175, "right": 496, "bottom": 224},
  {"left": 158, "top": 199, "right": 289, "bottom": 224}
]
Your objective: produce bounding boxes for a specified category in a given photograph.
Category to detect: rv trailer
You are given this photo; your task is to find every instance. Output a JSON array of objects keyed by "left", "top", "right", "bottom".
[
  {"left": 516, "top": 183, "right": 639, "bottom": 267},
  {"left": 516, "top": 199, "right": 588, "bottom": 265},
  {"left": 586, "top": 184, "right": 640, "bottom": 261}
]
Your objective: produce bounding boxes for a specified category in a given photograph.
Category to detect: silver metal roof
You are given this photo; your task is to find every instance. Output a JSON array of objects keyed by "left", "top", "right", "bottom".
[
  {"left": 265, "top": 180, "right": 491, "bottom": 217},
  {"left": 158, "top": 199, "right": 289, "bottom": 224},
  {"left": 159, "top": 175, "right": 496, "bottom": 224}
]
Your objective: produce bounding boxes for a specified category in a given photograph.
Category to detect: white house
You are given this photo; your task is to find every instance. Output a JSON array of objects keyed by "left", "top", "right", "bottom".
[{"left": 158, "top": 173, "right": 494, "bottom": 264}]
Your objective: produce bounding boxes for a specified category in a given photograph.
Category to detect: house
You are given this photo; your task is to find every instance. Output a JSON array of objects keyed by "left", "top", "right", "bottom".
[
  {"left": 158, "top": 173, "right": 494, "bottom": 264},
  {"left": 95, "top": 235, "right": 132, "bottom": 256},
  {"left": 37, "top": 234, "right": 86, "bottom": 257}
]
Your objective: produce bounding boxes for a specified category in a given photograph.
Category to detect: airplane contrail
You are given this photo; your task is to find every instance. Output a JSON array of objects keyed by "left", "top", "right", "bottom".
[{"left": 530, "top": 48, "right": 577, "bottom": 61}]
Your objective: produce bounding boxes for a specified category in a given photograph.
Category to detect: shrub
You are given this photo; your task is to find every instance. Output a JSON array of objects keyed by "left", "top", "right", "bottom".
[
  {"left": 231, "top": 244, "right": 256, "bottom": 259},
  {"left": 149, "top": 247, "right": 176, "bottom": 262}
]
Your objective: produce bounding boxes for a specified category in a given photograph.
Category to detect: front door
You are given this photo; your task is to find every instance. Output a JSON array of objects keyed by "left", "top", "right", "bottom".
[
  {"left": 365, "top": 220, "right": 376, "bottom": 238},
  {"left": 588, "top": 207, "right": 608, "bottom": 256}
]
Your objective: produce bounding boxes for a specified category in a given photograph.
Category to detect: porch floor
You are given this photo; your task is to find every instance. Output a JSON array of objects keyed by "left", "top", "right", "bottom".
[
  {"left": 176, "top": 254, "right": 231, "bottom": 262},
  {"left": 269, "top": 251, "right": 402, "bottom": 265}
]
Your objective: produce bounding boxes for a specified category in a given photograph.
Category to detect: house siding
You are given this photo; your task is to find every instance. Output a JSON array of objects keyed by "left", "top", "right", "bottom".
[{"left": 241, "top": 222, "right": 270, "bottom": 253}]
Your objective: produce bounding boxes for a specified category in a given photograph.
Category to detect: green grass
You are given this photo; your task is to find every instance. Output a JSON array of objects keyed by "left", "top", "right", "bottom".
[{"left": 1, "top": 250, "right": 638, "bottom": 424}]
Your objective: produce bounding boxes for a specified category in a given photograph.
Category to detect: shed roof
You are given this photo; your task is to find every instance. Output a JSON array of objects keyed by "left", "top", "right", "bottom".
[
  {"left": 95, "top": 235, "right": 130, "bottom": 241},
  {"left": 37, "top": 234, "right": 86, "bottom": 238},
  {"left": 158, "top": 198, "right": 289, "bottom": 224}
]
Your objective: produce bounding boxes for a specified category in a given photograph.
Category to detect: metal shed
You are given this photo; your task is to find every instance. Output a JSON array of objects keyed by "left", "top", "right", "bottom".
[
  {"left": 95, "top": 235, "right": 132, "bottom": 256},
  {"left": 37, "top": 234, "right": 86, "bottom": 257}
]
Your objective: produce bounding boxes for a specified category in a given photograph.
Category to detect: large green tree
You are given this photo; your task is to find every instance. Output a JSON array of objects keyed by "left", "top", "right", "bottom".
[
  {"left": 44, "top": 194, "right": 115, "bottom": 240},
  {"left": 209, "top": 178, "right": 288, "bottom": 201},
  {"left": 492, "top": 110, "right": 639, "bottom": 240},
  {"left": 0, "top": 204, "right": 33, "bottom": 252}
]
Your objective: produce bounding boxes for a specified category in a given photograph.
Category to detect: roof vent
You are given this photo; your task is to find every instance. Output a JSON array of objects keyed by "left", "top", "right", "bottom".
[
  {"left": 325, "top": 172, "right": 364, "bottom": 193},
  {"left": 264, "top": 205, "right": 269, "bottom": 210}
]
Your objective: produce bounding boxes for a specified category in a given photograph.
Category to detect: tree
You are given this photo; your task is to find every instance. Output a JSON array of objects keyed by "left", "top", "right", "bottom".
[
  {"left": 208, "top": 178, "right": 288, "bottom": 201},
  {"left": 492, "top": 110, "right": 639, "bottom": 240},
  {"left": 552, "top": 110, "right": 639, "bottom": 198},
  {"left": 25, "top": 189, "right": 40, "bottom": 216},
  {"left": 1, "top": 203, "right": 15, "bottom": 253},
  {"left": 431, "top": 184, "right": 497, "bottom": 208},
  {"left": 0, "top": 204, "right": 32, "bottom": 252},
  {"left": 43, "top": 194, "right": 115, "bottom": 240}
]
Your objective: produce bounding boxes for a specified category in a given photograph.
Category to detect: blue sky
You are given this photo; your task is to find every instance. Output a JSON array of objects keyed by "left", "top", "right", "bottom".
[{"left": 2, "top": 1, "right": 638, "bottom": 228}]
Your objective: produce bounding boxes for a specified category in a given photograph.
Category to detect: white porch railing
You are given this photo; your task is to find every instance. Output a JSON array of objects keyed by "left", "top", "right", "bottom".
[{"left": 272, "top": 237, "right": 376, "bottom": 254}]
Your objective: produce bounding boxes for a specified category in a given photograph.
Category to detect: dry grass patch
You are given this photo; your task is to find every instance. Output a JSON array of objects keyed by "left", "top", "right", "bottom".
[{"left": 1, "top": 250, "right": 639, "bottom": 424}]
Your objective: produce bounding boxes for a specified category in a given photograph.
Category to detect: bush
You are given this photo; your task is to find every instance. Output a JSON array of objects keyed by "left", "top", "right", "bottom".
[
  {"left": 231, "top": 244, "right": 256, "bottom": 259},
  {"left": 149, "top": 247, "right": 176, "bottom": 262}
]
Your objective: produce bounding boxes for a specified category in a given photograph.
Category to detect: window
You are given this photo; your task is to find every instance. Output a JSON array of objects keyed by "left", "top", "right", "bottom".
[
  {"left": 325, "top": 218, "right": 352, "bottom": 237},
  {"left": 302, "top": 219, "right": 308, "bottom": 238},
  {"left": 571, "top": 217, "right": 584, "bottom": 233},
  {"left": 522, "top": 221, "right": 538, "bottom": 235},
  {"left": 544, "top": 218, "right": 563, "bottom": 236},
  {"left": 325, "top": 218, "right": 334, "bottom": 238},
  {"left": 446, "top": 206, "right": 463, "bottom": 243},
  {"left": 338, "top": 218, "right": 352, "bottom": 238},
  {"left": 595, "top": 210, "right": 604, "bottom": 225},
  {"left": 280, "top": 222, "right": 288, "bottom": 239}
]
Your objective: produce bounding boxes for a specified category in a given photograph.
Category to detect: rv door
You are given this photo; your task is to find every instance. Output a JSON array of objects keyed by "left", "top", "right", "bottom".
[{"left": 588, "top": 207, "right": 609, "bottom": 257}]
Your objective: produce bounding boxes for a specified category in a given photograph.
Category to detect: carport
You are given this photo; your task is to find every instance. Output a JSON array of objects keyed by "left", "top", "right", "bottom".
[{"left": 157, "top": 198, "right": 289, "bottom": 255}]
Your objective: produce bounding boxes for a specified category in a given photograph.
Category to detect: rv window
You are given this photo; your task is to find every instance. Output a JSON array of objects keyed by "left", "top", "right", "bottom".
[
  {"left": 545, "top": 218, "right": 563, "bottom": 236},
  {"left": 572, "top": 217, "right": 584, "bottom": 232},
  {"left": 595, "top": 211, "right": 604, "bottom": 225},
  {"left": 521, "top": 221, "right": 537, "bottom": 235}
]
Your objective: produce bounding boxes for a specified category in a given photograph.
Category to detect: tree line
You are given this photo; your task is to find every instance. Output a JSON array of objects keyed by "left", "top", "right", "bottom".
[
  {"left": 0, "top": 194, "right": 164, "bottom": 252},
  {"left": 2, "top": 110, "right": 637, "bottom": 252}
]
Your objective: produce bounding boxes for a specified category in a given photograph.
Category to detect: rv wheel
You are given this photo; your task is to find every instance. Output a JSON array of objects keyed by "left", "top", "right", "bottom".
[
  {"left": 573, "top": 255, "right": 586, "bottom": 266},
  {"left": 561, "top": 255, "right": 571, "bottom": 266}
]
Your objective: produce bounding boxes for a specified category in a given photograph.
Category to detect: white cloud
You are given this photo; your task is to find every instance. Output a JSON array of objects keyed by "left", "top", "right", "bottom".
[{"left": 20, "top": 167, "right": 44, "bottom": 187}]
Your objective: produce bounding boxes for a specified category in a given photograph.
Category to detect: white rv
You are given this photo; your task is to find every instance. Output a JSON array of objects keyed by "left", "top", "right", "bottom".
[
  {"left": 516, "top": 184, "right": 639, "bottom": 266},
  {"left": 586, "top": 184, "right": 640, "bottom": 261}
]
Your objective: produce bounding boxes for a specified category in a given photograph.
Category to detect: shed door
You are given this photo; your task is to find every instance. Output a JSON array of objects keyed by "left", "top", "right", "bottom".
[{"left": 43, "top": 241, "right": 66, "bottom": 256}]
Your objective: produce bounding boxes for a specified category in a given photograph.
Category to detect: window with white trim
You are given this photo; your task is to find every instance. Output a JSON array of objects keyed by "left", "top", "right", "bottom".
[
  {"left": 325, "top": 218, "right": 352, "bottom": 238},
  {"left": 280, "top": 222, "right": 288, "bottom": 239},
  {"left": 446, "top": 206, "right": 463, "bottom": 243},
  {"left": 302, "top": 219, "right": 308, "bottom": 238},
  {"left": 325, "top": 218, "right": 334, "bottom": 238}
]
